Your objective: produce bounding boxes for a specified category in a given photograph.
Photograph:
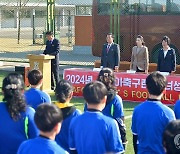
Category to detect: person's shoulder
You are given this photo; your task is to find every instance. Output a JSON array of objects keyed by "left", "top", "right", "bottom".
[
  {"left": 112, "top": 43, "right": 119, "bottom": 47},
  {"left": 54, "top": 38, "right": 59, "bottom": 42},
  {"left": 175, "top": 100, "right": 180, "bottom": 106},
  {"left": 161, "top": 103, "right": 175, "bottom": 115},
  {"left": 25, "top": 106, "right": 35, "bottom": 115},
  {"left": 170, "top": 48, "right": 176, "bottom": 53},
  {"left": 25, "top": 88, "right": 39, "bottom": 95},
  {"left": 101, "top": 114, "right": 118, "bottom": 126},
  {"left": 19, "top": 138, "right": 34, "bottom": 148},
  {"left": 0, "top": 102, "right": 6, "bottom": 108},
  {"left": 132, "top": 46, "right": 137, "bottom": 49},
  {"left": 143, "top": 46, "right": 148, "bottom": 50},
  {"left": 115, "top": 94, "right": 122, "bottom": 102},
  {"left": 133, "top": 101, "right": 146, "bottom": 112},
  {"left": 39, "top": 90, "right": 50, "bottom": 98},
  {"left": 159, "top": 48, "right": 163, "bottom": 52},
  {"left": 70, "top": 112, "right": 83, "bottom": 125},
  {"left": 31, "top": 88, "right": 49, "bottom": 98},
  {"left": 24, "top": 88, "right": 34, "bottom": 94},
  {"left": 74, "top": 109, "right": 82, "bottom": 116},
  {"left": 54, "top": 143, "right": 67, "bottom": 153}
]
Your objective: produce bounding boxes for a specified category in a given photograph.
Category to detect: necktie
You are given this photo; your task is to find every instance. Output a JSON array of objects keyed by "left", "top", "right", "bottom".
[{"left": 107, "top": 44, "right": 110, "bottom": 53}]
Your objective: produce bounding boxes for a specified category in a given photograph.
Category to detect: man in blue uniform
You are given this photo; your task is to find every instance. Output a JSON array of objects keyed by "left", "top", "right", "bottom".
[
  {"left": 69, "top": 81, "right": 124, "bottom": 154},
  {"left": 131, "top": 72, "right": 176, "bottom": 154}
]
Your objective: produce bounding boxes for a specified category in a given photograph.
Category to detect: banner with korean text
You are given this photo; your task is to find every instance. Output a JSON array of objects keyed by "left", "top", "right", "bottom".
[{"left": 64, "top": 68, "right": 180, "bottom": 104}]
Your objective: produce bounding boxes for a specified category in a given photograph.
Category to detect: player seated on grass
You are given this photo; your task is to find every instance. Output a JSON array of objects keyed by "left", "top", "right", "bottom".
[
  {"left": 69, "top": 81, "right": 124, "bottom": 154},
  {"left": 0, "top": 73, "right": 38, "bottom": 154},
  {"left": 163, "top": 120, "right": 180, "bottom": 154},
  {"left": 174, "top": 100, "right": 180, "bottom": 119},
  {"left": 25, "top": 69, "right": 51, "bottom": 109},
  {"left": 84, "top": 68, "right": 127, "bottom": 148},
  {"left": 131, "top": 72, "right": 176, "bottom": 154},
  {"left": 55, "top": 80, "right": 81, "bottom": 152},
  {"left": 18, "top": 104, "right": 67, "bottom": 154}
]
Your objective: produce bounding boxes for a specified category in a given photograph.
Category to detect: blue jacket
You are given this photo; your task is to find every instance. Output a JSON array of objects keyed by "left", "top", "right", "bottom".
[
  {"left": 157, "top": 48, "right": 176, "bottom": 73},
  {"left": 43, "top": 38, "right": 60, "bottom": 64}
]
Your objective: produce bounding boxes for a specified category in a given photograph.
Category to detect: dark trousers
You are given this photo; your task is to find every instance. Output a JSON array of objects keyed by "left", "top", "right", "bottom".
[
  {"left": 136, "top": 67, "right": 145, "bottom": 73},
  {"left": 51, "top": 62, "right": 60, "bottom": 89}
]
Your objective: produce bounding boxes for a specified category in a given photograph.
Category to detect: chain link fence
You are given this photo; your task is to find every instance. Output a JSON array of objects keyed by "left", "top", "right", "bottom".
[
  {"left": 95, "top": 0, "right": 180, "bottom": 64},
  {"left": 0, "top": 1, "right": 98, "bottom": 66},
  {"left": 0, "top": 8, "right": 75, "bottom": 51}
]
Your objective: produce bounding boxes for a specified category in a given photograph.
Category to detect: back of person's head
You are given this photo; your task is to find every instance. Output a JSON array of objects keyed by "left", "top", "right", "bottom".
[
  {"left": 2, "top": 73, "right": 26, "bottom": 121},
  {"left": 97, "top": 68, "right": 116, "bottom": 91},
  {"left": 163, "top": 120, "right": 180, "bottom": 154},
  {"left": 55, "top": 80, "right": 73, "bottom": 103},
  {"left": 34, "top": 104, "right": 63, "bottom": 132},
  {"left": 83, "top": 81, "right": 107, "bottom": 105},
  {"left": 162, "top": 36, "right": 171, "bottom": 45},
  {"left": 146, "top": 72, "right": 167, "bottom": 96},
  {"left": 28, "top": 69, "right": 43, "bottom": 86}
]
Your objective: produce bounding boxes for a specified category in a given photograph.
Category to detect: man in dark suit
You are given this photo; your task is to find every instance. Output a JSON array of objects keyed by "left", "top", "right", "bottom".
[
  {"left": 43, "top": 31, "right": 60, "bottom": 90},
  {"left": 157, "top": 36, "right": 176, "bottom": 73},
  {"left": 101, "top": 33, "right": 120, "bottom": 71}
]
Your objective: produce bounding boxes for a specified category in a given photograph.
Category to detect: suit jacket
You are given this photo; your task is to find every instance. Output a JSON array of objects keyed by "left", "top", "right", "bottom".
[
  {"left": 130, "top": 46, "right": 149, "bottom": 71},
  {"left": 43, "top": 38, "right": 60, "bottom": 64},
  {"left": 101, "top": 43, "right": 120, "bottom": 69},
  {"left": 157, "top": 48, "right": 176, "bottom": 73}
]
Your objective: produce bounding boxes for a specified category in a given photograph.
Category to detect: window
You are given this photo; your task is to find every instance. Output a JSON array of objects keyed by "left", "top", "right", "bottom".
[
  {"left": 170, "top": 0, "right": 180, "bottom": 13},
  {"left": 2, "top": 10, "right": 14, "bottom": 18},
  {"left": 22, "top": 10, "right": 31, "bottom": 18},
  {"left": 76, "top": 6, "right": 92, "bottom": 15},
  {"left": 98, "top": 0, "right": 110, "bottom": 15},
  {"left": 35, "top": 10, "right": 46, "bottom": 17},
  {"left": 97, "top": 0, "right": 180, "bottom": 15}
]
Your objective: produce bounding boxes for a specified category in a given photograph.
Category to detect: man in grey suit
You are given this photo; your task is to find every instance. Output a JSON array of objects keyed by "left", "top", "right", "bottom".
[{"left": 101, "top": 33, "right": 120, "bottom": 71}]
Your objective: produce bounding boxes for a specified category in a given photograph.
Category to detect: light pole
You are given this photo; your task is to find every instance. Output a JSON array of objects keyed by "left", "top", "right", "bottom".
[
  {"left": 32, "top": 9, "right": 35, "bottom": 44},
  {"left": 47, "top": 0, "right": 55, "bottom": 35}
]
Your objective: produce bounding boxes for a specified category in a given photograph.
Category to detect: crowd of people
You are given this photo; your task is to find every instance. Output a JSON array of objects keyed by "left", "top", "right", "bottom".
[
  {"left": 0, "top": 31, "right": 179, "bottom": 154},
  {"left": 0, "top": 68, "right": 180, "bottom": 154},
  {"left": 101, "top": 33, "right": 176, "bottom": 74}
]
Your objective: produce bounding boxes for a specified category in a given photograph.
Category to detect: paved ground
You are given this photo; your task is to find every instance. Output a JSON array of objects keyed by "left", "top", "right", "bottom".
[
  {"left": 0, "top": 50, "right": 100, "bottom": 65},
  {"left": 0, "top": 50, "right": 100, "bottom": 74}
]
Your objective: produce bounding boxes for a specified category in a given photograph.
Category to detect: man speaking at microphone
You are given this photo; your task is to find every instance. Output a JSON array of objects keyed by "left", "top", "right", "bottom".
[
  {"left": 100, "top": 33, "right": 120, "bottom": 72},
  {"left": 43, "top": 31, "right": 60, "bottom": 90}
]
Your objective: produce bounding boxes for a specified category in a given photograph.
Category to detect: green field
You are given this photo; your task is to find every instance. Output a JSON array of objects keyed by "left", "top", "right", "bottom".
[{"left": 0, "top": 70, "right": 139, "bottom": 153}]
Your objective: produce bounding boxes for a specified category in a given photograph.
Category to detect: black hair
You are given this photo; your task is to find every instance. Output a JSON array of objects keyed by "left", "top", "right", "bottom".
[
  {"left": 137, "top": 35, "right": 145, "bottom": 46},
  {"left": 46, "top": 31, "right": 53, "bottom": 36},
  {"left": 107, "top": 33, "right": 114, "bottom": 38},
  {"left": 55, "top": 80, "right": 73, "bottom": 103},
  {"left": 83, "top": 81, "right": 107, "bottom": 105},
  {"left": 162, "top": 36, "right": 171, "bottom": 45},
  {"left": 146, "top": 72, "right": 167, "bottom": 96},
  {"left": 97, "top": 68, "right": 116, "bottom": 91},
  {"left": 34, "top": 104, "right": 63, "bottom": 132},
  {"left": 2, "top": 73, "right": 26, "bottom": 121},
  {"left": 163, "top": 120, "right": 180, "bottom": 154},
  {"left": 28, "top": 69, "right": 43, "bottom": 86}
]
